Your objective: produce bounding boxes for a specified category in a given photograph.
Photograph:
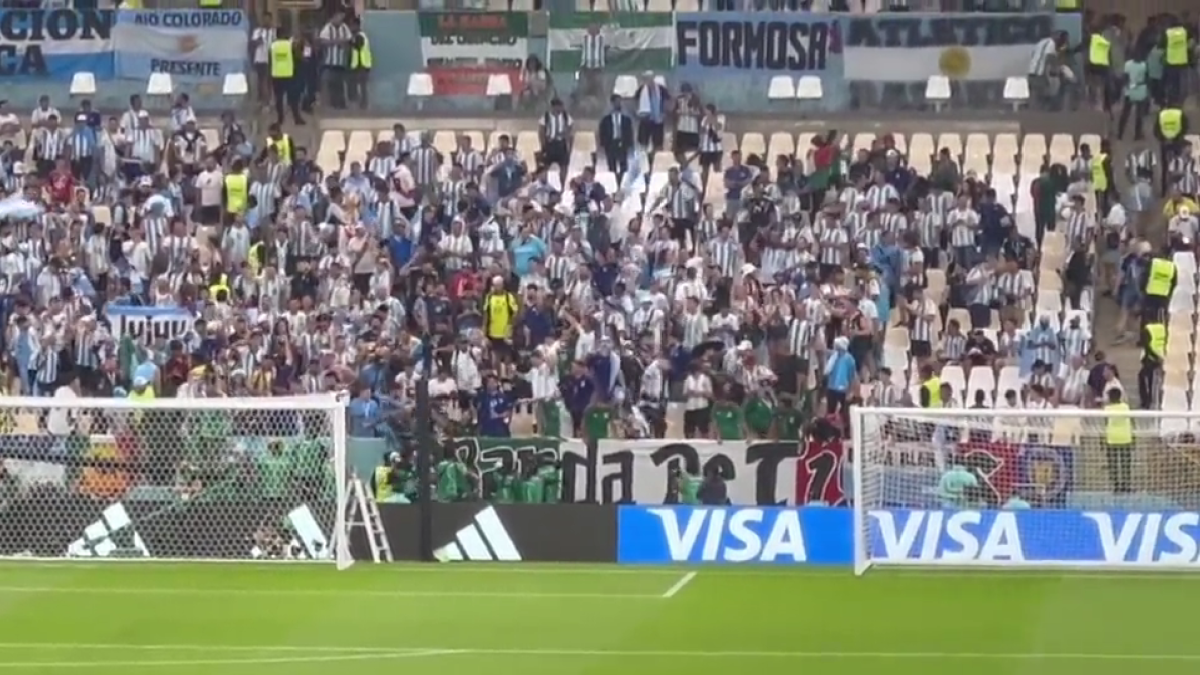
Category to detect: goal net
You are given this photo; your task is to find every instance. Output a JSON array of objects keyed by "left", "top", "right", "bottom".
[
  {"left": 850, "top": 406, "right": 1200, "bottom": 574},
  {"left": 0, "top": 394, "right": 350, "bottom": 567}
]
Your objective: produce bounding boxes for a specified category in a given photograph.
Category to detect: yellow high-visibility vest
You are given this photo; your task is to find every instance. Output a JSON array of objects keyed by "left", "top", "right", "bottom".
[
  {"left": 1144, "top": 322, "right": 1166, "bottom": 360},
  {"left": 209, "top": 273, "right": 230, "bottom": 300},
  {"left": 374, "top": 465, "right": 394, "bottom": 502},
  {"left": 1159, "top": 108, "right": 1183, "bottom": 139},
  {"left": 351, "top": 34, "right": 373, "bottom": 70},
  {"left": 198, "top": 0, "right": 221, "bottom": 6},
  {"left": 1056, "top": 0, "right": 1078, "bottom": 8},
  {"left": 1146, "top": 258, "right": 1176, "bottom": 297},
  {"left": 224, "top": 173, "right": 248, "bottom": 214},
  {"left": 270, "top": 39, "right": 294, "bottom": 79},
  {"left": 922, "top": 377, "right": 942, "bottom": 408},
  {"left": 1091, "top": 153, "right": 1108, "bottom": 192},
  {"left": 267, "top": 134, "right": 292, "bottom": 162},
  {"left": 1166, "top": 27, "right": 1189, "bottom": 66},
  {"left": 123, "top": 0, "right": 143, "bottom": 7},
  {"left": 1105, "top": 402, "right": 1133, "bottom": 445},
  {"left": 1089, "top": 34, "right": 1111, "bottom": 66}
]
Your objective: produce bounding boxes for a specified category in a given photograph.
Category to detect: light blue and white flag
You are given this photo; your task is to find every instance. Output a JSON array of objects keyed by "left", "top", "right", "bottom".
[{"left": 113, "top": 10, "right": 249, "bottom": 83}]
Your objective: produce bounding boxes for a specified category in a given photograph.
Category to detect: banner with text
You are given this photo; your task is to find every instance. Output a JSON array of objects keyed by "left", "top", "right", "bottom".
[
  {"left": 843, "top": 13, "right": 1079, "bottom": 109},
  {"left": 548, "top": 13, "right": 674, "bottom": 75},
  {"left": 113, "top": 10, "right": 248, "bottom": 83},
  {"left": 617, "top": 506, "right": 1200, "bottom": 565},
  {"left": 417, "top": 11, "right": 528, "bottom": 96},
  {"left": 103, "top": 305, "right": 196, "bottom": 347},
  {"left": 675, "top": 13, "right": 841, "bottom": 76},
  {"left": 0, "top": 9, "right": 115, "bottom": 81}
]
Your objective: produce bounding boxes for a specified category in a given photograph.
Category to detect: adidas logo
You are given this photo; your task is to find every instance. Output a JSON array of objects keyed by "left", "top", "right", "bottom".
[
  {"left": 66, "top": 502, "right": 149, "bottom": 558},
  {"left": 433, "top": 506, "right": 522, "bottom": 562}
]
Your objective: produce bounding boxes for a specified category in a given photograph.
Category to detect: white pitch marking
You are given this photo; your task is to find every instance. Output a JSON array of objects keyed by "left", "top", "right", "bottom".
[
  {"left": 662, "top": 571, "right": 697, "bottom": 598},
  {"left": 0, "top": 649, "right": 461, "bottom": 669},
  {"left": 0, "top": 644, "right": 1198, "bottom": 662},
  {"left": 0, "top": 586, "right": 660, "bottom": 600},
  {"left": 3, "top": 560, "right": 1200, "bottom": 580}
]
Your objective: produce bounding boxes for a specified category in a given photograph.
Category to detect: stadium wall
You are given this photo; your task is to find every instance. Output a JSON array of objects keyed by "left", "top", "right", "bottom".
[{"left": 363, "top": 10, "right": 1081, "bottom": 115}]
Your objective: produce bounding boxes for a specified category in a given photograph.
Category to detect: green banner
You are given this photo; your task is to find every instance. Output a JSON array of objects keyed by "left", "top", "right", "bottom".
[
  {"left": 417, "top": 11, "right": 531, "bottom": 95},
  {"left": 548, "top": 12, "right": 674, "bottom": 74}
]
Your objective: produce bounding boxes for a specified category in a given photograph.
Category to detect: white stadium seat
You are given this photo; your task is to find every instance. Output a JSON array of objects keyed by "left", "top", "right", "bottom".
[{"left": 767, "top": 76, "right": 795, "bottom": 100}]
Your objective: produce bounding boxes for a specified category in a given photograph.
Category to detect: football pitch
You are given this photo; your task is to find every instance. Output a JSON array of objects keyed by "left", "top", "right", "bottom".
[{"left": 0, "top": 562, "right": 1196, "bottom": 674}]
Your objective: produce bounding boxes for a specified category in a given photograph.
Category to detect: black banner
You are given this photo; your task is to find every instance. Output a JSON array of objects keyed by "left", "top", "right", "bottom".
[
  {"left": 360, "top": 503, "right": 616, "bottom": 563},
  {"left": 0, "top": 487, "right": 334, "bottom": 560}
]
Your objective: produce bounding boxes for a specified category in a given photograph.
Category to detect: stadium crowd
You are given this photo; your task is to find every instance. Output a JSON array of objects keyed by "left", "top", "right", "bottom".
[{"left": 0, "top": 8, "right": 1194, "bottom": 465}]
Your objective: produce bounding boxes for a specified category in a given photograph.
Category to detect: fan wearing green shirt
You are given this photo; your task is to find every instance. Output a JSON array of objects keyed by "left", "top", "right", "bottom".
[
  {"left": 744, "top": 390, "right": 774, "bottom": 438},
  {"left": 484, "top": 456, "right": 520, "bottom": 504},
  {"left": 666, "top": 466, "right": 702, "bottom": 504},
  {"left": 770, "top": 394, "right": 805, "bottom": 440},
  {"left": 434, "top": 451, "right": 470, "bottom": 502},
  {"left": 936, "top": 465, "right": 979, "bottom": 509},
  {"left": 712, "top": 385, "right": 747, "bottom": 440}
]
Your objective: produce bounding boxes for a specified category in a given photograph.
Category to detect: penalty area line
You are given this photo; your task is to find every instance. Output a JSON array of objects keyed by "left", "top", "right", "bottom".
[
  {"left": 0, "top": 649, "right": 462, "bottom": 669},
  {"left": 0, "top": 586, "right": 661, "bottom": 600},
  {"left": 2, "top": 644, "right": 1199, "bottom": 662},
  {"left": 662, "top": 571, "right": 697, "bottom": 598}
]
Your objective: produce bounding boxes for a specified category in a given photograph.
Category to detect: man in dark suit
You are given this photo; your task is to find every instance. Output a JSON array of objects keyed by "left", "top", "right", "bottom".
[{"left": 598, "top": 95, "right": 634, "bottom": 184}]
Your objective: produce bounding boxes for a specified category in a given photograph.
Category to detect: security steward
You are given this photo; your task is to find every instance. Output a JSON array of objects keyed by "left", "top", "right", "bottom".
[
  {"left": 372, "top": 452, "right": 402, "bottom": 503},
  {"left": 1140, "top": 251, "right": 1177, "bottom": 324},
  {"left": 917, "top": 364, "right": 941, "bottom": 409},
  {"left": 1055, "top": 0, "right": 1078, "bottom": 11},
  {"left": 1091, "top": 138, "right": 1115, "bottom": 214},
  {"left": 1137, "top": 320, "right": 1166, "bottom": 410},
  {"left": 1155, "top": 104, "right": 1188, "bottom": 191},
  {"left": 1086, "top": 27, "right": 1112, "bottom": 111},
  {"left": 269, "top": 30, "right": 304, "bottom": 126},
  {"left": 348, "top": 18, "right": 372, "bottom": 110},
  {"left": 1104, "top": 388, "right": 1134, "bottom": 494},
  {"left": 1163, "top": 21, "right": 1193, "bottom": 105},
  {"left": 223, "top": 159, "right": 249, "bottom": 224},
  {"left": 261, "top": 123, "right": 294, "bottom": 164}
]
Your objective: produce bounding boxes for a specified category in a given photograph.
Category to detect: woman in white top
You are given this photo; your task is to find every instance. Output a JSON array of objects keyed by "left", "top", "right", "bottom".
[{"left": 682, "top": 363, "right": 713, "bottom": 439}]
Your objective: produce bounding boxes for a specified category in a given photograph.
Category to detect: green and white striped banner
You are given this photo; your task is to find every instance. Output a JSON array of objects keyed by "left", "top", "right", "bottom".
[{"left": 548, "top": 12, "right": 674, "bottom": 74}]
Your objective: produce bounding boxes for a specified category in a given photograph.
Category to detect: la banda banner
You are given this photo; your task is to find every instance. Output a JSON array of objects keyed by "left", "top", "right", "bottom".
[
  {"left": 416, "top": 11, "right": 530, "bottom": 96},
  {"left": 0, "top": 8, "right": 247, "bottom": 82}
]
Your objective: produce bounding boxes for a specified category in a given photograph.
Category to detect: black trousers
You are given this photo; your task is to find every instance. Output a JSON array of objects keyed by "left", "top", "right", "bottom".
[
  {"left": 272, "top": 77, "right": 301, "bottom": 124},
  {"left": 603, "top": 145, "right": 629, "bottom": 179},
  {"left": 323, "top": 66, "right": 347, "bottom": 109},
  {"left": 683, "top": 406, "right": 711, "bottom": 438},
  {"left": 539, "top": 139, "right": 569, "bottom": 171},
  {"left": 348, "top": 68, "right": 369, "bottom": 109},
  {"left": 1105, "top": 443, "right": 1133, "bottom": 493},
  {"left": 1117, "top": 97, "right": 1149, "bottom": 141},
  {"left": 1137, "top": 362, "right": 1162, "bottom": 410}
]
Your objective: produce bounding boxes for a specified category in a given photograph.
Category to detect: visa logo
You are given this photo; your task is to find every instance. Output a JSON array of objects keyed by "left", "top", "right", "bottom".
[
  {"left": 1086, "top": 512, "right": 1200, "bottom": 564},
  {"left": 871, "top": 510, "right": 1025, "bottom": 562},
  {"left": 649, "top": 508, "right": 807, "bottom": 563}
]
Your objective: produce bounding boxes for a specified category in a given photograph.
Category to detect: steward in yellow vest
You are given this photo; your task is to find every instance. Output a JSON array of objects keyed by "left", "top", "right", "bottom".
[
  {"left": 349, "top": 20, "right": 372, "bottom": 110},
  {"left": 223, "top": 159, "right": 248, "bottom": 217},
  {"left": 918, "top": 365, "right": 941, "bottom": 408},
  {"left": 1156, "top": 107, "right": 1189, "bottom": 190},
  {"left": 1163, "top": 24, "right": 1192, "bottom": 107},
  {"left": 1085, "top": 30, "right": 1113, "bottom": 111},
  {"left": 1104, "top": 388, "right": 1135, "bottom": 492},
  {"left": 1138, "top": 322, "right": 1166, "bottom": 415},
  {"left": 1055, "top": 0, "right": 1078, "bottom": 11},
  {"left": 1142, "top": 254, "right": 1177, "bottom": 324},
  {"left": 269, "top": 32, "right": 303, "bottom": 126},
  {"left": 264, "top": 123, "right": 294, "bottom": 163}
]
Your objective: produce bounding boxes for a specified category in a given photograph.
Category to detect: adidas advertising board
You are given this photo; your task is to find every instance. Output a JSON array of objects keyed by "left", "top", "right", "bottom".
[
  {"left": 0, "top": 489, "right": 333, "bottom": 560},
  {"left": 360, "top": 503, "right": 617, "bottom": 563}
]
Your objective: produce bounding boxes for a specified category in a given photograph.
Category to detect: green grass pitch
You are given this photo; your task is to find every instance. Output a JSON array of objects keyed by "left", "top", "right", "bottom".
[{"left": 0, "top": 562, "right": 1195, "bottom": 674}]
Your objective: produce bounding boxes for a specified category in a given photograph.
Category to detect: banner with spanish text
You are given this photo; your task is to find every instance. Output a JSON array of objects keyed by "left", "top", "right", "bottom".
[
  {"left": 113, "top": 9, "right": 249, "bottom": 83},
  {"left": 0, "top": 8, "right": 115, "bottom": 81},
  {"left": 675, "top": 13, "right": 841, "bottom": 76},
  {"left": 417, "top": 11, "right": 528, "bottom": 96},
  {"left": 548, "top": 13, "right": 674, "bottom": 75}
]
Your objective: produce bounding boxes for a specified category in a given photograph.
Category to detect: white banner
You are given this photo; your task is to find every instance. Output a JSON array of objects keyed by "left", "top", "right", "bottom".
[
  {"left": 104, "top": 305, "right": 195, "bottom": 347},
  {"left": 562, "top": 440, "right": 801, "bottom": 506}
]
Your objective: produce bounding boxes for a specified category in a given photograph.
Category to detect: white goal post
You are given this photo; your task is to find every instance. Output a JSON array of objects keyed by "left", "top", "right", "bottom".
[
  {"left": 850, "top": 405, "right": 1200, "bottom": 575},
  {"left": 0, "top": 394, "right": 355, "bottom": 568}
]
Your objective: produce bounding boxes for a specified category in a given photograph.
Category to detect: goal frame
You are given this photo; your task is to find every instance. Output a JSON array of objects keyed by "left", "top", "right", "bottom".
[
  {"left": 850, "top": 406, "right": 1200, "bottom": 576},
  {"left": 0, "top": 393, "right": 350, "bottom": 567}
]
